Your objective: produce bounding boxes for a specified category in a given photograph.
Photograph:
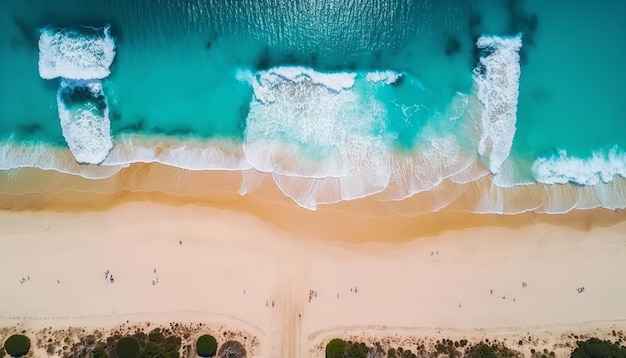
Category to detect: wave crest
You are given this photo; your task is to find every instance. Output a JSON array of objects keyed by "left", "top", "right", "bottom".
[
  {"left": 38, "top": 26, "right": 116, "bottom": 80},
  {"left": 532, "top": 147, "right": 626, "bottom": 186}
]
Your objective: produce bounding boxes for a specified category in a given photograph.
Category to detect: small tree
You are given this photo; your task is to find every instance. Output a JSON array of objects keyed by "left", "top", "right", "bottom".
[
  {"left": 326, "top": 339, "right": 346, "bottom": 358},
  {"left": 116, "top": 337, "right": 140, "bottom": 358},
  {"left": 197, "top": 335, "right": 218, "bottom": 357},
  {"left": 72, "top": 335, "right": 97, "bottom": 358},
  {"left": 148, "top": 328, "right": 165, "bottom": 343},
  {"left": 217, "top": 340, "right": 247, "bottom": 358},
  {"left": 3, "top": 335, "right": 30, "bottom": 357}
]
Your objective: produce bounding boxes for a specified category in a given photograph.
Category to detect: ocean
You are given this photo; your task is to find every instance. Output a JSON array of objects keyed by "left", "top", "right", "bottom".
[{"left": 1, "top": 0, "right": 626, "bottom": 213}]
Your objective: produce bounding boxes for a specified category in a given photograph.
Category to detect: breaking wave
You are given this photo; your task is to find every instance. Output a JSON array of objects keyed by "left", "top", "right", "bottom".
[
  {"left": 38, "top": 25, "right": 117, "bottom": 164},
  {"left": 57, "top": 80, "right": 113, "bottom": 164},
  {"left": 533, "top": 146, "right": 626, "bottom": 186},
  {"left": 38, "top": 25, "right": 116, "bottom": 80},
  {"left": 474, "top": 34, "right": 522, "bottom": 175},
  {"left": 6, "top": 30, "right": 626, "bottom": 213}
]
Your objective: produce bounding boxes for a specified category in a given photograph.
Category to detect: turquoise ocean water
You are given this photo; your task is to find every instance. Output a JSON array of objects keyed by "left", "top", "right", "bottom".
[{"left": 1, "top": 0, "right": 625, "bottom": 212}]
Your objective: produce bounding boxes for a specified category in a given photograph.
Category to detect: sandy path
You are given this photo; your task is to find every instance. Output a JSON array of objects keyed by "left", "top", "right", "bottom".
[{"left": 279, "top": 256, "right": 307, "bottom": 357}]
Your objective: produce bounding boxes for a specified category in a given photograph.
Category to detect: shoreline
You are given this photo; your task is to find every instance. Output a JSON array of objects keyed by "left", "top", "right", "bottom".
[
  {"left": 1, "top": 179, "right": 625, "bottom": 243},
  {"left": 2, "top": 201, "right": 626, "bottom": 356},
  {"left": 2, "top": 134, "right": 626, "bottom": 216}
]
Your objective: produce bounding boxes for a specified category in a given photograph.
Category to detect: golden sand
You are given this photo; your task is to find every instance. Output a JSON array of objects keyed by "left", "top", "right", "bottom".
[{"left": 1, "top": 164, "right": 626, "bottom": 356}]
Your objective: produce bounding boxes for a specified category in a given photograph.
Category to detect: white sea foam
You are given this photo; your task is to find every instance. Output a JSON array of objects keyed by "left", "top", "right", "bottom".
[
  {"left": 366, "top": 71, "right": 402, "bottom": 84},
  {"left": 38, "top": 26, "right": 116, "bottom": 80},
  {"left": 532, "top": 147, "right": 626, "bottom": 185},
  {"left": 57, "top": 80, "right": 113, "bottom": 164},
  {"left": 474, "top": 34, "right": 522, "bottom": 175},
  {"left": 0, "top": 141, "right": 125, "bottom": 179},
  {"left": 238, "top": 66, "right": 396, "bottom": 208},
  {"left": 242, "top": 66, "right": 385, "bottom": 177},
  {"left": 235, "top": 66, "right": 484, "bottom": 209},
  {"left": 102, "top": 137, "right": 252, "bottom": 171},
  {"left": 0, "top": 135, "right": 252, "bottom": 180},
  {"left": 240, "top": 66, "right": 357, "bottom": 104}
]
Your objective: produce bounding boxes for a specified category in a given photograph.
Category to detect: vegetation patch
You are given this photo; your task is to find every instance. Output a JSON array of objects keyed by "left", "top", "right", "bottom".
[
  {"left": 3, "top": 334, "right": 30, "bottom": 357},
  {"left": 465, "top": 341, "right": 523, "bottom": 357},
  {"left": 325, "top": 338, "right": 346, "bottom": 358},
  {"left": 217, "top": 340, "right": 247, "bottom": 358},
  {"left": 571, "top": 337, "right": 626, "bottom": 358},
  {"left": 116, "top": 337, "right": 140, "bottom": 358},
  {"left": 197, "top": 334, "right": 218, "bottom": 357},
  {"left": 325, "top": 339, "right": 385, "bottom": 358}
]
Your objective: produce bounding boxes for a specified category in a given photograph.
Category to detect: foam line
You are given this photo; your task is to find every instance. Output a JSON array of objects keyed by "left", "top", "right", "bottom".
[{"left": 366, "top": 71, "right": 402, "bottom": 84}]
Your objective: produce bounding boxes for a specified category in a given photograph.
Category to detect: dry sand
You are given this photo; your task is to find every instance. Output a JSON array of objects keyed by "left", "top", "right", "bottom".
[{"left": 1, "top": 199, "right": 626, "bottom": 357}]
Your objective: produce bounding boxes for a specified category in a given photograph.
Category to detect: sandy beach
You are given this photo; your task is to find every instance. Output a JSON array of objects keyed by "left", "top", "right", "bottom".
[{"left": 1, "top": 194, "right": 626, "bottom": 357}]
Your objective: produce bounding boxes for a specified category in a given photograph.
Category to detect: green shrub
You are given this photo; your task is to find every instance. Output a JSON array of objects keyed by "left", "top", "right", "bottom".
[
  {"left": 0, "top": 347, "right": 6, "bottom": 357},
  {"left": 3, "top": 334, "right": 30, "bottom": 357},
  {"left": 116, "top": 337, "right": 140, "bottom": 358},
  {"left": 133, "top": 332, "right": 147, "bottom": 344},
  {"left": 346, "top": 342, "right": 366, "bottom": 358},
  {"left": 93, "top": 344, "right": 108, "bottom": 358},
  {"left": 148, "top": 328, "right": 165, "bottom": 343},
  {"left": 196, "top": 335, "right": 218, "bottom": 357},
  {"left": 466, "top": 343, "right": 497, "bottom": 358},
  {"left": 467, "top": 342, "right": 521, "bottom": 358},
  {"left": 325, "top": 339, "right": 346, "bottom": 358},
  {"left": 571, "top": 338, "right": 626, "bottom": 358}
]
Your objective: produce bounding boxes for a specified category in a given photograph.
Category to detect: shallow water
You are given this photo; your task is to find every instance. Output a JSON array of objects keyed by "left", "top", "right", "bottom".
[{"left": 1, "top": 0, "right": 625, "bottom": 212}]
